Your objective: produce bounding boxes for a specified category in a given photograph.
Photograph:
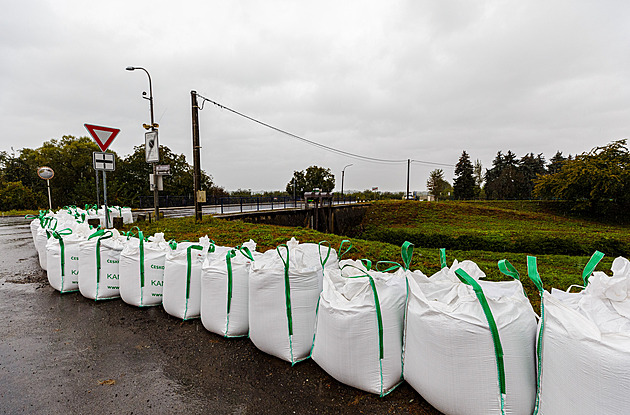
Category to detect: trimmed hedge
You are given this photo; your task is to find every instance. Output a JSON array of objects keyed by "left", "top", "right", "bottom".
[{"left": 360, "top": 225, "right": 630, "bottom": 257}]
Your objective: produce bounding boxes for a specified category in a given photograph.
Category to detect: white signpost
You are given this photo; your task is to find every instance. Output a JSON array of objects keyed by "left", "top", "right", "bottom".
[
  {"left": 85, "top": 124, "right": 120, "bottom": 228},
  {"left": 37, "top": 166, "right": 54, "bottom": 210}
]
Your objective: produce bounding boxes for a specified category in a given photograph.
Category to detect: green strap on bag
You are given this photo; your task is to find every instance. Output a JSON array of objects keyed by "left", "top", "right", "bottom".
[
  {"left": 401, "top": 241, "right": 414, "bottom": 270},
  {"left": 582, "top": 250, "right": 605, "bottom": 286},
  {"left": 88, "top": 229, "right": 113, "bottom": 298},
  {"left": 375, "top": 261, "right": 402, "bottom": 272},
  {"left": 318, "top": 241, "right": 333, "bottom": 268},
  {"left": 236, "top": 245, "right": 254, "bottom": 261},
  {"left": 186, "top": 245, "right": 203, "bottom": 300},
  {"left": 339, "top": 270, "right": 386, "bottom": 394},
  {"left": 360, "top": 258, "right": 372, "bottom": 271},
  {"left": 224, "top": 245, "right": 254, "bottom": 335},
  {"left": 439, "top": 248, "right": 447, "bottom": 269},
  {"left": 498, "top": 259, "right": 520, "bottom": 280},
  {"left": 182, "top": 244, "right": 203, "bottom": 319},
  {"left": 277, "top": 244, "right": 293, "bottom": 337},
  {"left": 51, "top": 228, "right": 73, "bottom": 278},
  {"left": 375, "top": 241, "right": 414, "bottom": 272},
  {"left": 340, "top": 259, "right": 373, "bottom": 274},
  {"left": 338, "top": 240, "right": 352, "bottom": 260},
  {"left": 93, "top": 231, "right": 113, "bottom": 286},
  {"left": 138, "top": 231, "right": 145, "bottom": 289},
  {"left": 455, "top": 268, "right": 506, "bottom": 414},
  {"left": 225, "top": 249, "right": 238, "bottom": 316},
  {"left": 526, "top": 256, "right": 544, "bottom": 415}
]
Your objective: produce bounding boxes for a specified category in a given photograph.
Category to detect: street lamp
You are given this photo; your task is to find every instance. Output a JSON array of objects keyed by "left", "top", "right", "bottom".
[
  {"left": 126, "top": 66, "right": 160, "bottom": 220},
  {"left": 341, "top": 163, "right": 353, "bottom": 201}
]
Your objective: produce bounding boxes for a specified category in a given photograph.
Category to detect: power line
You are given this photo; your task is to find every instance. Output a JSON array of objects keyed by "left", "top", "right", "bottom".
[{"left": 196, "top": 94, "right": 455, "bottom": 168}]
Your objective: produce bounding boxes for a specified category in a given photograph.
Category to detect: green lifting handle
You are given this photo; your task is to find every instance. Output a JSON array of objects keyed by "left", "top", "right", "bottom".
[
  {"left": 582, "top": 251, "right": 605, "bottom": 286},
  {"left": 498, "top": 259, "right": 520, "bottom": 280},
  {"left": 455, "top": 268, "right": 506, "bottom": 398}
]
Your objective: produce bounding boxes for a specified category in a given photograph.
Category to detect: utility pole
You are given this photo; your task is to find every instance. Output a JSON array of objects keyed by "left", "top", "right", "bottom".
[
  {"left": 406, "top": 159, "right": 410, "bottom": 200},
  {"left": 191, "top": 91, "right": 203, "bottom": 222}
]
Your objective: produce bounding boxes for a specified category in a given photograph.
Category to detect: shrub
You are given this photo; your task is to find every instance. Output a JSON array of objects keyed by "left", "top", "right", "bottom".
[{"left": 0, "top": 181, "right": 47, "bottom": 210}]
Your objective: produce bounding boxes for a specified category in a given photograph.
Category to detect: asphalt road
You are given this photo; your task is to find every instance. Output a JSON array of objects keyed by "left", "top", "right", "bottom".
[{"left": 0, "top": 216, "right": 442, "bottom": 415}]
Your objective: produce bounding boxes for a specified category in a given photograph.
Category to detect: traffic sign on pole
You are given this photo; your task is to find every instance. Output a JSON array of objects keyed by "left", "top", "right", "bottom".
[
  {"left": 84, "top": 124, "right": 120, "bottom": 152},
  {"left": 93, "top": 152, "right": 116, "bottom": 171}
]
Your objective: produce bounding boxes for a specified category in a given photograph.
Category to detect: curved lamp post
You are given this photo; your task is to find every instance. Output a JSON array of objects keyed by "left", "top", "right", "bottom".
[
  {"left": 126, "top": 66, "right": 159, "bottom": 220},
  {"left": 341, "top": 163, "right": 353, "bottom": 201}
]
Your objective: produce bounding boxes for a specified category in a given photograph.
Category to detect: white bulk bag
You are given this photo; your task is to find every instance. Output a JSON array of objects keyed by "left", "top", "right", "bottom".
[
  {"left": 249, "top": 238, "right": 338, "bottom": 364},
  {"left": 162, "top": 236, "right": 213, "bottom": 320},
  {"left": 200, "top": 240, "right": 258, "bottom": 337},
  {"left": 119, "top": 232, "right": 170, "bottom": 307},
  {"left": 85, "top": 205, "right": 99, "bottom": 223},
  {"left": 530, "top": 254, "right": 630, "bottom": 415},
  {"left": 98, "top": 206, "right": 115, "bottom": 228},
  {"left": 46, "top": 227, "right": 84, "bottom": 293},
  {"left": 403, "top": 259, "right": 537, "bottom": 415},
  {"left": 121, "top": 207, "right": 133, "bottom": 224},
  {"left": 27, "top": 213, "right": 45, "bottom": 244},
  {"left": 55, "top": 209, "right": 76, "bottom": 226},
  {"left": 78, "top": 228, "right": 126, "bottom": 300},
  {"left": 35, "top": 216, "right": 57, "bottom": 271},
  {"left": 311, "top": 258, "right": 407, "bottom": 395}
]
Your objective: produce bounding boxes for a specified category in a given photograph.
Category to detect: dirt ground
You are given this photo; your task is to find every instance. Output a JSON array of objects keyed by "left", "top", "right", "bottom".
[{"left": 0, "top": 217, "right": 442, "bottom": 415}]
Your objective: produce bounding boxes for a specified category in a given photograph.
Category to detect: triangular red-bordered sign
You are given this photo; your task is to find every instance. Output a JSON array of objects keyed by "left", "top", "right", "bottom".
[{"left": 84, "top": 124, "right": 120, "bottom": 152}]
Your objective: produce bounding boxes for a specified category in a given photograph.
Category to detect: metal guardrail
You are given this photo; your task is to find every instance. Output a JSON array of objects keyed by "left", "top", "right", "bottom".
[{"left": 136, "top": 195, "right": 358, "bottom": 213}]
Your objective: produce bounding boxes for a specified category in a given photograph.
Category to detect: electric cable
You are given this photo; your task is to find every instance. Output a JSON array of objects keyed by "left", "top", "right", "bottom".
[{"left": 196, "top": 94, "right": 455, "bottom": 168}]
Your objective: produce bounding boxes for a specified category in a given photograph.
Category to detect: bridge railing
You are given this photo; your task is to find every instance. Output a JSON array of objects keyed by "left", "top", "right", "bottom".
[{"left": 136, "top": 195, "right": 358, "bottom": 212}]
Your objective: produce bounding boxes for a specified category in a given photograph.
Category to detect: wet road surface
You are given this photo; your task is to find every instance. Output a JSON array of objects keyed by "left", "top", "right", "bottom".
[{"left": 0, "top": 217, "right": 442, "bottom": 415}]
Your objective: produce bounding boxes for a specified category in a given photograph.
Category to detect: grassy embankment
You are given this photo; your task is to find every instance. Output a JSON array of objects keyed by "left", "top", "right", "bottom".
[{"left": 123, "top": 200, "right": 629, "bottom": 308}]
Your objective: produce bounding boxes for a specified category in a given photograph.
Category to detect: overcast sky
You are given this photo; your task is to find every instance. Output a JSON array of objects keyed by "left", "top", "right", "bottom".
[{"left": 2, "top": 1, "right": 629, "bottom": 192}]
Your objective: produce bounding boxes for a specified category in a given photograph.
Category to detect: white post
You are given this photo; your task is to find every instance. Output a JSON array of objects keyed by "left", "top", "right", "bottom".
[{"left": 46, "top": 179, "right": 52, "bottom": 210}]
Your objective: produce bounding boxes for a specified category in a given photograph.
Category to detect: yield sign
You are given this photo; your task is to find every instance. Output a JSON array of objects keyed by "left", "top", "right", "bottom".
[{"left": 84, "top": 124, "right": 120, "bottom": 152}]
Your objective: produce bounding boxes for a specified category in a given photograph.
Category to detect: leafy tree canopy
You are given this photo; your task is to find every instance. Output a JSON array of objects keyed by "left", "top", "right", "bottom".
[
  {"left": 0, "top": 135, "right": 224, "bottom": 209},
  {"left": 534, "top": 139, "right": 630, "bottom": 208},
  {"left": 286, "top": 166, "right": 335, "bottom": 197}
]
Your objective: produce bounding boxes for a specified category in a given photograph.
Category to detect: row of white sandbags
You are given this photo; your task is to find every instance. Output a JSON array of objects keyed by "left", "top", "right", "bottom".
[
  {"left": 73, "top": 204, "right": 134, "bottom": 227},
  {"left": 313, "top": 246, "right": 630, "bottom": 415},
  {"left": 34, "top": 209, "right": 630, "bottom": 415},
  {"left": 309, "top": 242, "right": 537, "bottom": 413},
  {"left": 33, "top": 212, "right": 535, "bottom": 413},
  {"left": 29, "top": 207, "right": 131, "bottom": 272},
  {"left": 34, "top": 212, "right": 341, "bottom": 365}
]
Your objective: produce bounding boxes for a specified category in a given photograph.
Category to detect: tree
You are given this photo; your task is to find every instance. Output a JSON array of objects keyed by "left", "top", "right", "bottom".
[
  {"left": 0, "top": 136, "right": 224, "bottom": 208},
  {"left": 427, "top": 169, "right": 450, "bottom": 201},
  {"left": 3, "top": 136, "right": 103, "bottom": 208},
  {"left": 520, "top": 153, "right": 547, "bottom": 198},
  {"left": 0, "top": 181, "right": 47, "bottom": 210},
  {"left": 453, "top": 151, "right": 476, "bottom": 200},
  {"left": 534, "top": 140, "right": 630, "bottom": 209},
  {"left": 473, "top": 159, "right": 485, "bottom": 199},
  {"left": 485, "top": 150, "right": 530, "bottom": 199},
  {"left": 285, "top": 166, "right": 335, "bottom": 197},
  {"left": 114, "top": 144, "right": 223, "bottom": 206},
  {"left": 547, "top": 151, "right": 566, "bottom": 174}
]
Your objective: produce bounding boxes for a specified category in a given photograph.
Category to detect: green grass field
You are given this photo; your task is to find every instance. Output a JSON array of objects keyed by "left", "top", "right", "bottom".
[
  {"left": 359, "top": 200, "right": 630, "bottom": 257},
  {"left": 123, "top": 203, "right": 625, "bottom": 309}
]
